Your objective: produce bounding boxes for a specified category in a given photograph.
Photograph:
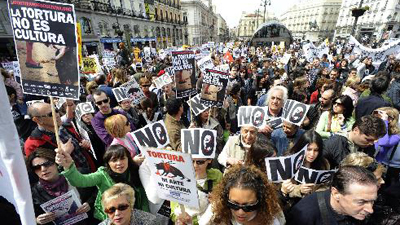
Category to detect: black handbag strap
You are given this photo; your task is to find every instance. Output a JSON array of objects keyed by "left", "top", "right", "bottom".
[
  {"left": 317, "top": 192, "right": 330, "bottom": 225},
  {"left": 389, "top": 143, "right": 400, "bottom": 162}
]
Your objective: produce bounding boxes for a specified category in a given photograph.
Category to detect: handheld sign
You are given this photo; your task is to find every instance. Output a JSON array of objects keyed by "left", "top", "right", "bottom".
[
  {"left": 182, "top": 129, "right": 216, "bottom": 159},
  {"left": 154, "top": 73, "right": 173, "bottom": 89},
  {"left": 112, "top": 87, "right": 129, "bottom": 103},
  {"left": 197, "top": 56, "right": 214, "bottom": 74},
  {"left": 294, "top": 167, "right": 337, "bottom": 185},
  {"left": 187, "top": 94, "right": 208, "bottom": 116},
  {"left": 265, "top": 146, "right": 306, "bottom": 183},
  {"left": 144, "top": 148, "right": 199, "bottom": 209},
  {"left": 282, "top": 100, "right": 310, "bottom": 126},
  {"left": 237, "top": 106, "right": 269, "bottom": 128},
  {"left": 8, "top": 0, "right": 80, "bottom": 99},
  {"left": 40, "top": 190, "right": 88, "bottom": 225},
  {"left": 172, "top": 51, "right": 197, "bottom": 98},
  {"left": 200, "top": 69, "right": 229, "bottom": 108},
  {"left": 131, "top": 121, "right": 170, "bottom": 152},
  {"left": 26, "top": 99, "right": 44, "bottom": 107},
  {"left": 75, "top": 102, "right": 95, "bottom": 120},
  {"left": 82, "top": 57, "right": 98, "bottom": 74},
  {"left": 120, "top": 79, "right": 146, "bottom": 105},
  {"left": 55, "top": 97, "right": 66, "bottom": 110}
]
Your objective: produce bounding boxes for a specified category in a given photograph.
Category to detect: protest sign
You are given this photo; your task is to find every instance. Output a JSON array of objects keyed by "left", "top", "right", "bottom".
[
  {"left": 165, "top": 66, "right": 175, "bottom": 77},
  {"left": 280, "top": 53, "right": 292, "bottom": 65},
  {"left": 265, "top": 147, "right": 306, "bottom": 183},
  {"left": 55, "top": 97, "right": 66, "bottom": 109},
  {"left": 40, "top": 190, "right": 87, "bottom": 225},
  {"left": 237, "top": 106, "right": 269, "bottom": 128},
  {"left": 82, "top": 57, "right": 98, "bottom": 74},
  {"left": 144, "top": 47, "right": 151, "bottom": 58},
  {"left": 75, "top": 102, "right": 95, "bottom": 120},
  {"left": 8, "top": 0, "right": 80, "bottom": 99},
  {"left": 13, "top": 61, "right": 22, "bottom": 83},
  {"left": 181, "top": 129, "right": 216, "bottom": 159},
  {"left": 200, "top": 69, "right": 229, "bottom": 108},
  {"left": 302, "top": 42, "right": 329, "bottom": 62},
  {"left": 294, "top": 167, "right": 336, "bottom": 184},
  {"left": 154, "top": 73, "right": 173, "bottom": 89},
  {"left": 131, "top": 120, "right": 170, "bottom": 152},
  {"left": 197, "top": 56, "right": 214, "bottom": 74},
  {"left": 144, "top": 148, "right": 199, "bottom": 209},
  {"left": 26, "top": 99, "right": 44, "bottom": 107},
  {"left": 120, "top": 79, "right": 146, "bottom": 105},
  {"left": 172, "top": 51, "right": 197, "bottom": 98},
  {"left": 266, "top": 117, "right": 283, "bottom": 129},
  {"left": 223, "top": 51, "right": 233, "bottom": 63},
  {"left": 112, "top": 87, "right": 129, "bottom": 103},
  {"left": 188, "top": 94, "right": 208, "bottom": 116},
  {"left": 1, "top": 61, "right": 14, "bottom": 72},
  {"left": 282, "top": 99, "right": 310, "bottom": 126}
]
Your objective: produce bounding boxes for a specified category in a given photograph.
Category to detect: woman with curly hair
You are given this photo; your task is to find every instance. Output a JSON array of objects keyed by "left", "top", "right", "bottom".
[{"left": 199, "top": 164, "right": 285, "bottom": 225}]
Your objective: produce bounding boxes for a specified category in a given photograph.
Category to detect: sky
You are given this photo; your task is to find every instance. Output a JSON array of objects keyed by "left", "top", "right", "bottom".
[{"left": 212, "top": 0, "right": 299, "bottom": 28}]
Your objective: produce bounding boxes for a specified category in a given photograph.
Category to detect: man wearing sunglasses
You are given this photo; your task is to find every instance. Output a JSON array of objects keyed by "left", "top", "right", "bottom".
[{"left": 91, "top": 90, "right": 136, "bottom": 146}]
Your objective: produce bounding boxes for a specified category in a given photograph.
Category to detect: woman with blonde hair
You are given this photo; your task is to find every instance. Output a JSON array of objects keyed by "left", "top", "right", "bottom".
[
  {"left": 373, "top": 107, "right": 400, "bottom": 163},
  {"left": 105, "top": 114, "right": 144, "bottom": 165},
  {"left": 86, "top": 81, "right": 98, "bottom": 102}
]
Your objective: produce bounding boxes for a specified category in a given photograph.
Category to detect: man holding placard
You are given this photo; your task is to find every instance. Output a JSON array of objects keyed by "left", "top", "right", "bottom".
[{"left": 164, "top": 98, "right": 186, "bottom": 152}]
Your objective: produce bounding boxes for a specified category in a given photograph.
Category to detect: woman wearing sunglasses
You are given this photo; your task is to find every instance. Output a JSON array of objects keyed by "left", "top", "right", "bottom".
[
  {"left": 172, "top": 158, "right": 222, "bottom": 225},
  {"left": 99, "top": 183, "right": 161, "bottom": 225},
  {"left": 316, "top": 95, "right": 355, "bottom": 139},
  {"left": 56, "top": 144, "right": 149, "bottom": 222},
  {"left": 28, "top": 148, "right": 91, "bottom": 225},
  {"left": 199, "top": 164, "right": 285, "bottom": 225}
]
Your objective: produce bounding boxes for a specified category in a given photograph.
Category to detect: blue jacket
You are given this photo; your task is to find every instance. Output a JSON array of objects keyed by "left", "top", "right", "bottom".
[{"left": 271, "top": 128, "right": 305, "bottom": 156}]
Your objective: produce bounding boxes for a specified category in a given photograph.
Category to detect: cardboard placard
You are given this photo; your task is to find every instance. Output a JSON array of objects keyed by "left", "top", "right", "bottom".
[
  {"left": 112, "top": 87, "right": 130, "bottom": 103},
  {"left": 200, "top": 69, "right": 229, "bottom": 108},
  {"left": 40, "top": 190, "right": 87, "bottom": 225},
  {"left": 55, "top": 97, "right": 66, "bottom": 109},
  {"left": 197, "top": 56, "right": 214, "bottom": 74},
  {"left": 265, "top": 147, "right": 306, "bottom": 183},
  {"left": 181, "top": 128, "right": 216, "bottom": 159},
  {"left": 144, "top": 148, "right": 199, "bottom": 209},
  {"left": 237, "top": 106, "right": 269, "bottom": 128},
  {"left": 294, "top": 167, "right": 336, "bottom": 184},
  {"left": 120, "top": 79, "right": 146, "bottom": 105},
  {"left": 8, "top": 0, "right": 80, "bottom": 99},
  {"left": 282, "top": 100, "right": 310, "bottom": 126},
  {"left": 82, "top": 57, "right": 98, "bottom": 74},
  {"left": 26, "top": 99, "right": 44, "bottom": 107},
  {"left": 187, "top": 94, "right": 208, "bottom": 116},
  {"left": 131, "top": 120, "right": 170, "bottom": 152},
  {"left": 75, "top": 102, "right": 95, "bottom": 120},
  {"left": 172, "top": 51, "right": 197, "bottom": 98},
  {"left": 154, "top": 73, "right": 173, "bottom": 89}
]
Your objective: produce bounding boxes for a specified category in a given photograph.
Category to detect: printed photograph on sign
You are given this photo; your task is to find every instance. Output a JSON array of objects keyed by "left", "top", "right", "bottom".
[
  {"left": 181, "top": 129, "right": 217, "bottom": 159},
  {"left": 237, "top": 106, "right": 269, "bottom": 128},
  {"left": 8, "top": 0, "right": 80, "bottom": 99},
  {"left": 143, "top": 148, "right": 199, "bottom": 209},
  {"left": 120, "top": 79, "right": 146, "bottom": 105},
  {"left": 188, "top": 94, "right": 208, "bottom": 116},
  {"left": 265, "top": 146, "right": 306, "bottom": 183},
  {"left": 200, "top": 69, "right": 229, "bottom": 108},
  {"left": 112, "top": 87, "right": 129, "bottom": 103},
  {"left": 131, "top": 120, "right": 170, "bottom": 152},
  {"left": 172, "top": 51, "right": 197, "bottom": 98},
  {"left": 282, "top": 99, "right": 310, "bottom": 126}
]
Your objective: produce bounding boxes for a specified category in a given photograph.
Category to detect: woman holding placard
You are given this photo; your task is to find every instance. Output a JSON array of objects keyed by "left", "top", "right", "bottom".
[
  {"left": 28, "top": 148, "right": 91, "bottom": 225},
  {"left": 279, "top": 131, "right": 330, "bottom": 214},
  {"left": 55, "top": 144, "right": 149, "bottom": 221},
  {"left": 172, "top": 157, "right": 223, "bottom": 225},
  {"left": 199, "top": 164, "right": 285, "bottom": 225}
]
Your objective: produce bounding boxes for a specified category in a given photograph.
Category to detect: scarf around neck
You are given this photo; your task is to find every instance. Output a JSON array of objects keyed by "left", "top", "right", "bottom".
[{"left": 39, "top": 175, "right": 69, "bottom": 197}]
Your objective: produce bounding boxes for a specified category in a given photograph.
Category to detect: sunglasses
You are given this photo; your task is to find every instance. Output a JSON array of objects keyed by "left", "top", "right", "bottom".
[
  {"left": 141, "top": 84, "right": 151, "bottom": 88},
  {"left": 37, "top": 109, "right": 59, "bottom": 118},
  {"left": 104, "top": 204, "right": 130, "bottom": 215},
  {"left": 334, "top": 101, "right": 342, "bottom": 105},
  {"left": 95, "top": 98, "right": 109, "bottom": 105},
  {"left": 193, "top": 160, "right": 207, "bottom": 165},
  {"left": 227, "top": 200, "right": 259, "bottom": 212},
  {"left": 32, "top": 161, "right": 55, "bottom": 171}
]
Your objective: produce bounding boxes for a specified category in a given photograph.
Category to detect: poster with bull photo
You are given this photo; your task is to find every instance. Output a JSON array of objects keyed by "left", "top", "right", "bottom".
[
  {"left": 181, "top": 129, "right": 217, "bottom": 159},
  {"left": 8, "top": 0, "right": 80, "bottom": 99},
  {"left": 282, "top": 99, "right": 310, "bottom": 126},
  {"left": 265, "top": 146, "right": 306, "bottom": 183},
  {"left": 131, "top": 120, "right": 170, "bottom": 152},
  {"left": 172, "top": 51, "right": 197, "bottom": 98},
  {"left": 120, "top": 79, "right": 146, "bottom": 105},
  {"left": 294, "top": 167, "right": 337, "bottom": 185},
  {"left": 144, "top": 148, "right": 199, "bottom": 209},
  {"left": 200, "top": 69, "right": 229, "bottom": 108}
]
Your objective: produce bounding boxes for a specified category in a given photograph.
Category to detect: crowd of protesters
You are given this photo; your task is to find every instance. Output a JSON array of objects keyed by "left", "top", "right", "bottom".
[{"left": 3, "top": 39, "right": 400, "bottom": 225}]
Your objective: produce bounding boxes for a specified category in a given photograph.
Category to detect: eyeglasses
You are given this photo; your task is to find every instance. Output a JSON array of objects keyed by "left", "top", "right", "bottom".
[
  {"left": 37, "top": 109, "right": 59, "bottom": 118},
  {"left": 227, "top": 200, "right": 259, "bottom": 212},
  {"left": 32, "top": 161, "right": 55, "bottom": 171},
  {"left": 95, "top": 98, "right": 109, "bottom": 105},
  {"left": 193, "top": 160, "right": 207, "bottom": 165},
  {"left": 104, "top": 204, "right": 130, "bottom": 215}
]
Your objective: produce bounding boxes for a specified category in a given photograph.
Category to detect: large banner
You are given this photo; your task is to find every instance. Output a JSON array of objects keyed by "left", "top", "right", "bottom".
[
  {"left": 144, "top": 148, "right": 199, "bottom": 209},
  {"left": 172, "top": 51, "right": 197, "bottom": 98},
  {"left": 302, "top": 42, "right": 329, "bottom": 62},
  {"left": 200, "top": 69, "right": 229, "bottom": 108},
  {"left": 347, "top": 36, "right": 400, "bottom": 66},
  {"left": 40, "top": 190, "right": 87, "bottom": 225},
  {"left": 181, "top": 128, "right": 216, "bottom": 159},
  {"left": 131, "top": 121, "right": 170, "bottom": 152},
  {"left": 8, "top": 0, "right": 80, "bottom": 99}
]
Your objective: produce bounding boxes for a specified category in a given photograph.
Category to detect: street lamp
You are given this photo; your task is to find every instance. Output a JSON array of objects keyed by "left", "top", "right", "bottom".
[{"left": 260, "top": 0, "right": 271, "bottom": 24}]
